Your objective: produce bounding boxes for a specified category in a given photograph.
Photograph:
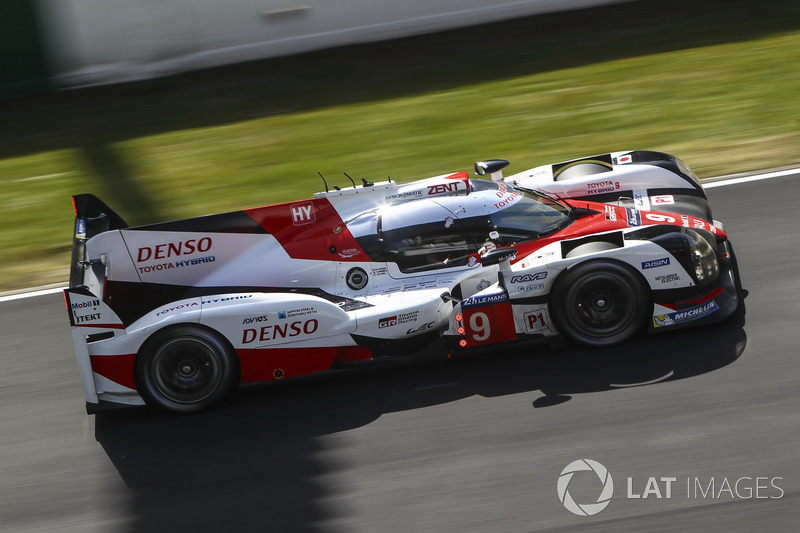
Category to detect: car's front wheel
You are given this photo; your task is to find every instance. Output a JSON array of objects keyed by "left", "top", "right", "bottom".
[
  {"left": 135, "top": 326, "right": 239, "bottom": 413},
  {"left": 551, "top": 261, "right": 650, "bottom": 347}
]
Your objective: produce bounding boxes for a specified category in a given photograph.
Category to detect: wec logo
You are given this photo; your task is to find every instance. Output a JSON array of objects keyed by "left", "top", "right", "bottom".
[{"left": 557, "top": 459, "right": 614, "bottom": 516}]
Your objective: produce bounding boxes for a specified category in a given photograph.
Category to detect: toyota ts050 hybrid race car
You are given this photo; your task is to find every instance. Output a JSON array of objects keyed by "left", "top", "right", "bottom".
[{"left": 64, "top": 150, "right": 740, "bottom": 413}]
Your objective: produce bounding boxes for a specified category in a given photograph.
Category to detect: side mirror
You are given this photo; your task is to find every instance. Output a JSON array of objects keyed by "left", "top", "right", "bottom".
[
  {"left": 474, "top": 159, "right": 510, "bottom": 182},
  {"left": 480, "top": 247, "right": 517, "bottom": 266}
]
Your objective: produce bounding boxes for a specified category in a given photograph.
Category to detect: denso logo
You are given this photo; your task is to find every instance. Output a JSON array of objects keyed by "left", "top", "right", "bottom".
[
  {"left": 510, "top": 272, "right": 548, "bottom": 283},
  {"left": 137, "top": 237, "right": 212, "bottom": 262},
  {"left": 242, "top": 319, "right": 318, "bottom": 344}
]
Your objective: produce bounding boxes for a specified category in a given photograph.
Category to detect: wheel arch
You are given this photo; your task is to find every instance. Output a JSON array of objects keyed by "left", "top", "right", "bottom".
[
  {"left": 133, "top": 321, "right": 242, "bottom": 393},
  {"left": 548, "top": 257, "right": 653, "bottom": 346}
]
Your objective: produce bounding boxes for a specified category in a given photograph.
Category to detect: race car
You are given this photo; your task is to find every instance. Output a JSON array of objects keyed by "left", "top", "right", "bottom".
[{"left": 64, "top": 150, "right": 740, "bottom": 413}]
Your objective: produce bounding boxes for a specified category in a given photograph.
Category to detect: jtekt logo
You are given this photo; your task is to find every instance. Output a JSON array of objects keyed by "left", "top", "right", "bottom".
[{"left": 557, "top": 459, "right": 614, "bottom": 516}]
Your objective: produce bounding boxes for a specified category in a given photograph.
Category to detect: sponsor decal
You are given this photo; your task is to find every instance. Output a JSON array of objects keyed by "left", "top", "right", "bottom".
[
  {"left": 242, "top": 315, "right": 269, "bottom": 325},
  {"left": 626, "top": 208, "right": 641, "bottom": 226},
  {"left": 74, "top": 312, "right": 102, "bottom": 324},
  {"left": 587, "top": 180, "right": 620, "bottom": 195},
  {"left": 467, "top": 255, "right": 480, "bottom": 267},
  {"left": 517, "top": 283, "right": 544, "bottom": 293},
  {"left": 407, "top": 322, "right": 436, "bottom": 335},
  {"left": 617, "top": 154, "right": 633, "bottom": 164},
  {"left": 642, "top": 257, "right": 670, "bottom": 269},
  {"left": 444, "top": 216, "right": 455, "bottom": 228},
  {"left": 71, "top": 299, "right": 100, "bottom": 310},
  {"left": 524, "top": 310, "right": 550, "bottom": 333},
  {"left": 462, "top": 291, "right": 509, "bottom": 308},
  {"left": 492, "top": 183, "right": 522, "bottom": 209},
  {"left": 510, "top": 272, "right": 548, "bottom": 283},
  {"left": 290, "top": 202, "right": 315, "bottom": 225},
  {"left": 378, "top": 311, "right": 419, "bottom": 328},
  {"left": 242, "top": 319, "right": 319, "bottom": 344},
  {"left": 278, "top": 307, "right": 317, "bottom": 319},
  {"left": 386, "top": 190, "right": 423, "bottom": 200},
  {"left": 652, "top": 195, "right": 675, "bottom": 205},
  {"left": 138, "top": 255, "right": 215, "bottom": 274},
  {"left": 653, "top": 299, "right": 718, "bottom": 327},
  {"left": 681, "top": 215, "right": 690, "bottom": 227},
  {"left": 634, "top": 193, "right": 647, "bottom": 209},
  {"left": 202, "top": 295, "right": 252, "bottom": 304},
  {"left": 604, "top": 205, "right": 617, "bottom": 221},
  {"left": 338, "top": 248, "right": 360, "bottom": 259},
  {"left": 75, "top": 218, "right": 87, "bottom": 239},
  {"left": 155, "top": 302, "right": 199, "bottom": 317},
  {"left": 378, "top": 316, "right": 397, "bottom": 328},
  {"left": 137, "top": 237, "right": 212, "bottom": 262},
  {"left": 428, "top": 182, "right": 463, "bottom": 195},
  {"left": 655, "top": 273, "right": 681, "bottom": 283}
]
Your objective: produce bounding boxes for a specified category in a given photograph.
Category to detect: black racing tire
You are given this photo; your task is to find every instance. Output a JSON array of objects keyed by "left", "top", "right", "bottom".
[
  {"left": 135, "top": 326, "right": 239, "bottom": 413},
  {"left": 551, "top": 261, "right": 650, "bottom": 347}
]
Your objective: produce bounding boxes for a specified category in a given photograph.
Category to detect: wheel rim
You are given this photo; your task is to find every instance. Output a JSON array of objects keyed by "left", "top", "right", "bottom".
[
  {"left": 150, "top": 336, "right": 224, "bottom": 404},
  {"left": 564, "top": 271, "right": 639, "bottom": 339}
]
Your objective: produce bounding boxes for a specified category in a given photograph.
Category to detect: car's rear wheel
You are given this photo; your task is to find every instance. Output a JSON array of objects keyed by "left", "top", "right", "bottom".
[
  {"left": 551, "top": 261, "right": 650, "bottom": 347},
  {"left": 136, "top": 326, "right": 239, "bottom": 413}
]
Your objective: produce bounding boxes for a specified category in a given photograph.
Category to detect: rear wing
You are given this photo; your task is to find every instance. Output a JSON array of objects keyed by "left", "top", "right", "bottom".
[{"left": 69, "top": 194, "right": 128, "bottom": 289}]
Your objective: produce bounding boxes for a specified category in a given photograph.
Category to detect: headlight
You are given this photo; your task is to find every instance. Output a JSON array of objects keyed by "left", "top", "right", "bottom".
[{"left": 685, "top": 229, "right": 719, "bottom": 284}]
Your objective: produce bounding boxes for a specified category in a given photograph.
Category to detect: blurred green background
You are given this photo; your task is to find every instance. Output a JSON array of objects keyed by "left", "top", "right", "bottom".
[{"left": 1, "top": 0, "right": 799, "bottom": 292}]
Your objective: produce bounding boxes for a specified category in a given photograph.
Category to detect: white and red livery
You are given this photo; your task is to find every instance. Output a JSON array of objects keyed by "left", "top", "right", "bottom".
[{"left": 64, "top": 150, "right": 740, "bottom": 413}]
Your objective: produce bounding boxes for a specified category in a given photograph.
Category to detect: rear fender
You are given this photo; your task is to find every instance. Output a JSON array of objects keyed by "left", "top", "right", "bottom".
[{"left": 199, "top": 292, "right": 356, "bottom": 350}]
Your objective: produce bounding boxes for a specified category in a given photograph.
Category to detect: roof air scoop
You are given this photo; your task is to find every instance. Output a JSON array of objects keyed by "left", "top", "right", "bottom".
[{"left": 474, "top": 159, "right": 510, "bottom": 182}]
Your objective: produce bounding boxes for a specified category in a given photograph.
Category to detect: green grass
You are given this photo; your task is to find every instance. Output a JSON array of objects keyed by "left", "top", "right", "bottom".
[{"left": 2, "top": 0, "right": 800, "bottom": 291}]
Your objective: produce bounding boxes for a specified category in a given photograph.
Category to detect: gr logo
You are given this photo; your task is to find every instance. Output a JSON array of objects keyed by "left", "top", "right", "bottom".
[{"left": 557, "top": 459, "right": 614, "bottom": 516}]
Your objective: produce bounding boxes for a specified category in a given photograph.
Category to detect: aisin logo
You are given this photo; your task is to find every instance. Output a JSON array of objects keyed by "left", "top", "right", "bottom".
[{"left": 557, "top": 459, "right": 614, "bottom": 516}]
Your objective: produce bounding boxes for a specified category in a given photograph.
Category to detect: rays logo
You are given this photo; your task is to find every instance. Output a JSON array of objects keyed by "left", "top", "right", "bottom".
[{"left": 557, "top": 459, "right": 614, "bottom": 516}]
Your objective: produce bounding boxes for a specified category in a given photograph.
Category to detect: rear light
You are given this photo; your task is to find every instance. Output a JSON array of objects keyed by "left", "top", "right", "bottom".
[{"left": 455, "top": 312, "right": 467, "bottom": 347}]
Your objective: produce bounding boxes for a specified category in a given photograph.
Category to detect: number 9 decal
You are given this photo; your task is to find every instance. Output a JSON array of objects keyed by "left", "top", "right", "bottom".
[
  {"left": 468, "top": 312, "right": 491, "bottom": 341},
  {"left": 644, "top": 213, "right": 675, "bottom": 224},
  {"left": 460, "top": 302, "right": 517, "bottom": 347}
]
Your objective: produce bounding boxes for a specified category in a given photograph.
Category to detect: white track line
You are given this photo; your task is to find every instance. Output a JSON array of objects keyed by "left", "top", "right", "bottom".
[
  {"left": 0, "top": 285, "right": 66, "bottom": 303},
  {"left": 2, "top": 166, "right": 799, "bottom": 303},
  {"left": 703, "top": 167, "right": 799, "bottom": 188}
]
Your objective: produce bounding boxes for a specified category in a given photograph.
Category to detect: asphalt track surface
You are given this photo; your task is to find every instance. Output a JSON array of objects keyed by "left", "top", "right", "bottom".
[{"left": 2, "top": 171, "right": 800, "bottom": 532}]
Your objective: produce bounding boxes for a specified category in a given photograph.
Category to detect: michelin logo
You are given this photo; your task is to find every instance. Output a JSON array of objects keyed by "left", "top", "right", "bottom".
[{"left": 653, "top": 300, "right": 718, "bottom": 327}]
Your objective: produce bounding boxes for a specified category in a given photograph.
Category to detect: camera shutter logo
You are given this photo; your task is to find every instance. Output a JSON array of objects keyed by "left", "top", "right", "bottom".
[{"left": 557, "top": 459, "right": 614, "bottom": 516}]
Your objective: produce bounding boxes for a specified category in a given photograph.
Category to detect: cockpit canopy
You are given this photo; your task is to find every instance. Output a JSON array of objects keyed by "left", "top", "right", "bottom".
[{"left": 353, "top": 180, "right": 571, "bottom": 272}]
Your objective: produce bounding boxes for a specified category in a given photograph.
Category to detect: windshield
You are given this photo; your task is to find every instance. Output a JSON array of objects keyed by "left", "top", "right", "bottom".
[{"left": 488, "top": 190, "right": 572, "bottom": 245}]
